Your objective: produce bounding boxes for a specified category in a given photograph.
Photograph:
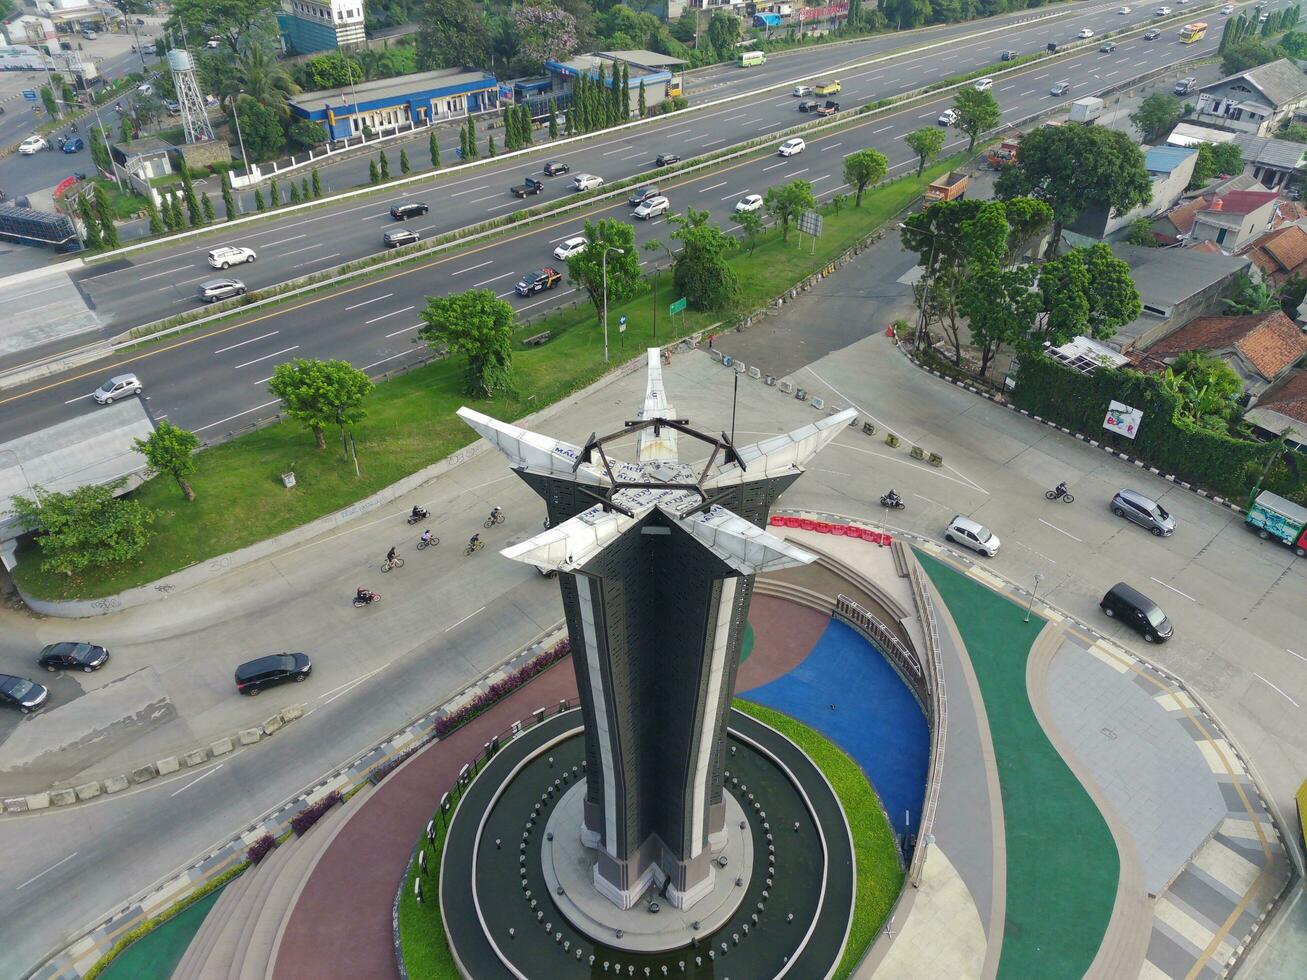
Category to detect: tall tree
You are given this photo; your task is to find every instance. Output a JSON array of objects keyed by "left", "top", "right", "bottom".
[
  {"left": 400, "top": 147, "right": 411, "bottom": 174},
  {"left": 134, "top": 421, "right": 200, "bottom": 501},
  {"left": 416, "top": 0, "right": 491, "bottom": 71},
  {"left": 513, "top": 2, "right": 579, "bottom": 71},
  {"left": 430, "top": 130, "right": 441, "bottom": 168},
  {"left": 201, "top": 192, "right": 215, "bottom": 224},
  {"left": 670, "top": 207, "right": 740, "bottom": 311},
  {"left": 953, "top": 88, "right": 1001, "bottom": 151},
  {"left": 732, "top": 208, "right": 765, "bottom": 255},
  {"left": 842, "top": 148, "right": 888, "bottom": 206},
  {"left": 638, "top": 79, "right": 647, "bottom": 118},
  {"left": 146, "top": 195, "right": 165, "bottom": 236},
  {"left": 379, "top": 150, "right": 390, "bottom": 180},
  {"left": 549, "top": 99, "right": 560, "bottom": 138},
  {"left": 10, "top": 481, "right": 153, "bottom": 577},
  {"left": 995, "top": 123, "right": 1151, "bottom": 257},
  {"left": 960, "top": 264, "right": 1041, "bottom": 377},
  {"left": 77, "top": 194, "right": 102, "bottom": 250},
  {"left": 89, "top": 129, "right": 112, "bottom": 174},
  {"left": 1130, "top": 93, "right": 1182, "bottom": 143},
  {"left": 566, "top": 217, "right": 643, "bottom": 329},
  {"left": 764, "top": 179, "right": 816, "bottom": 242},
  {"left": 168, "top": 0, "right": 283, "bottom": 55},
  {"left": 93, "top": 184, "right": 119, "bottom": 248},
  {"left": 904, "top": 127, "right": 946, "bottom": 176},
  {"left": 180, "top": 167, "right": 201, "bottom": 227},
  {"left": 419, "top": 289, "right": 515, "bottom": 397},
  {"left": 1001, "top": 197, "right": 1053, "bottom": 266},
  {"left": 268, "top": 358, "right": 375, "bottom": 450},
  {"left": 1188, "top": 142, "right": 1243, "bottom": 189},
  {"left": 222, "top": 178, "right": 237, "bottom": 220},
  {"left": 311, "top": 168, "right": 323, "bottom": 198}
]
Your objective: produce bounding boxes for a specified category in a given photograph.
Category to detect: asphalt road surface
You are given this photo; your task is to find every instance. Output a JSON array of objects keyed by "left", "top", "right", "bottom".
[{"left": 0, "top": 19, "right": 1219, "bottom": 445}]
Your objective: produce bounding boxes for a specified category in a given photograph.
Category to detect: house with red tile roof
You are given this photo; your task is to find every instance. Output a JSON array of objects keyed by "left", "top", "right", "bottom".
[
  {"left": 1240, "top": 225, "right": 1307, "bottom": 286},
  {"left": 1245, "top": 370, "right": 1307, "bottom": 450},
  {"left": 1139, "top": 310, "right": 1307, "bottom": 399}
]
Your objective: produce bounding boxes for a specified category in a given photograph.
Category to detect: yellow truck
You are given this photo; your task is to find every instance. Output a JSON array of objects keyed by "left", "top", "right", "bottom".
[{"left": 814, "top": 80, "right": 841, "bottom": 96}]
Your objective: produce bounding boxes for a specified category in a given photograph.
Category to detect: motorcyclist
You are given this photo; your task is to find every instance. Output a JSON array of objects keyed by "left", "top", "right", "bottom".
[
  {"left": 356, "top": 586, "right": 373, "bottom": 604},
  {"left": 884, "top": 489, "right": 901, "bottom": 505},
  {"left": 411, "top": 504, "right": 427, "bottom": 521}
]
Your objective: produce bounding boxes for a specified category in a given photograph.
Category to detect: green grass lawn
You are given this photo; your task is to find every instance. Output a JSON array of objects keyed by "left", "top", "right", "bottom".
[
  {"left": 14, "top": 154, "right": 966, "bottom": 601},
  {"left": 399, "top": 819, "right": 459, "bottom": 980},
  {"left": 914, "top": 552, "right": 1119, "bottom": 980},
  {"left": 733, "top": 700, "right": 904, "bottom": 980}
]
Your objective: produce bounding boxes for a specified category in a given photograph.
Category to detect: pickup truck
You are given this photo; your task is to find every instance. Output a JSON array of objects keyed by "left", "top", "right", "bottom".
[
  {"left": 1246, "top": 490, "right": 1307, "bottom": 556},
  {"left": 814, "top": 100, "right": 840, "bottom": 117},
  {"left": 924, "top": 171, "right": 969, "bottom": 203},
  {"left": 511, "top": 176, "right": 545, "bottom": 198}
]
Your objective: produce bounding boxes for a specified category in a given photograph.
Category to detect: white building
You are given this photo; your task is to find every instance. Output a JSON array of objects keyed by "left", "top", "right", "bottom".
[{"left": 278, "top": 0, "right": 365, "bottom": 55}]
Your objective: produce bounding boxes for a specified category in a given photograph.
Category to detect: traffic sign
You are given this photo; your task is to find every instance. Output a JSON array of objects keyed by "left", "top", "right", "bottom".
[
  {"left": 797, "top": 210, "right": 823, "bottom": 237},
  {"left": 618, "top": 314, "right": 627, "bottom": 333},
  {"left": 22, "top": 89, "right": 37, "bottom": 101},
  {"left": 669, "top": 297, "right": 687, "bottom": 315}
]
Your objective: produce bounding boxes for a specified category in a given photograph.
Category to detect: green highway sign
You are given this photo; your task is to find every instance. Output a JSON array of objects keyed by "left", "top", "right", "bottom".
[{"left": 669, "top": 297, "right": 687, "bottom": 315}]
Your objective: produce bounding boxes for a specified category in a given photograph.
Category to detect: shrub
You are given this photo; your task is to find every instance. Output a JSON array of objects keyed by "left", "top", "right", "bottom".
[
  {"left": 247, "top": 833, "right": 277, "bottom": 864},
  {"left": 291, "top": 790, "right": 343, "bottom": 835},
  {"left": 434, "top": 637, "right": 572, "bottom": 738}
]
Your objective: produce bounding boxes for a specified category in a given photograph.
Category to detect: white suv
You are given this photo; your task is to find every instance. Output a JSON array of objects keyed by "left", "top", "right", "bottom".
[
  {"left": 19, "top": 135, "right": 48, "bottom": 155},
  {"left": 572, "top": 173, "right": 603, "bottom": 191},
  {"left": 633, "top": 195, "right": 670, "bottom": 219},
  {"left": 207, "top": 245, "right": 256, "bottom": 269},
  {"left": 778, "top": 138, "right": 806, "bottom": 157}
]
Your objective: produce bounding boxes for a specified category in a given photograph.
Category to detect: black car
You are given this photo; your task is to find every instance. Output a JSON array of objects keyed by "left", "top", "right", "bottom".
[
  {"left": 798, "top": 99, "right": 819, "bottom": 112},
  {"left": 515, "top": 267, "right": 563, "bottom": 296},
  {"left": 655, "top": 153, "right": 681, "bottom": 167},
  {"left": 543, "top": 160, "right": 570, "bottom": 176},
  {"left": 389, "top": 202, "right": 429, "bottom": 220},
  {"left": 0, "top": 674, "right": 49, "bottom": 713},
  {"left": 1143, "top": 29, "right": 1160, "bottom": 40},
  {"left": 384, "top": 229, "right": 420, "bottom": 248},
  {"left": 234, "top": 653, "right": 312, "bottom": 695},
  {"left": 1100, "top": 583, "right": 1173, "bottom": 643},
  {"left": 38, "top": 642, "right": 109, "bottom": 673},
  {"left": 628, "top": 185, "right": 660, "bottom": 206}
]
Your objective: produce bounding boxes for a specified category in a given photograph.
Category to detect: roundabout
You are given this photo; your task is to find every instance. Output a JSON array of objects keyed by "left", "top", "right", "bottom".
[{"left": 439, "top": 708, "right": 856, "bottom": 978}]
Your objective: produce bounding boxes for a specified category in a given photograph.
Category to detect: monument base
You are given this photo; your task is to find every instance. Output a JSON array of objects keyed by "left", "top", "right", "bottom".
[{"left": 542, "top": 781, "right": 753, "bottom": 953}]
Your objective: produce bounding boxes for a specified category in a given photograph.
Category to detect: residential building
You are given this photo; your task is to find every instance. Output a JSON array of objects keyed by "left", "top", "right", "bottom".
[
  {"left": 1167, "top": 123, "right": 1237, "bottom": 148},
  {"left": 286, "top": 67, "right": 499, "bottom": 139},
  {"left": 1136, "top": 310, "right": 1307, "bottom": 401},
  {"left": 1241, "top": 225, "right": 1307, "bottom": 286},
  {"left": 1065, "top": 145, "right": 1198, "bottom": 246},
  {"left": 1192, "top": 59, "right": 1307, "bottom": 138},
  {"left": 278, "top": 0, "right": 365, "bottom": 56},
  {"left": 543, "top": 50, "right": 686, "bottom": 113},
  {"left": 1245, "top": 370, "right": 1307, "bottom": 449},
  {"left": 1152, "top": 188, "right": 1281, "bottom": 251},
  {"left": 1107, "top": 243, "right": 1252, "bottom": 351},
  {"left": 1233, "top": 133, "right": 1307, "bottom": 189}
]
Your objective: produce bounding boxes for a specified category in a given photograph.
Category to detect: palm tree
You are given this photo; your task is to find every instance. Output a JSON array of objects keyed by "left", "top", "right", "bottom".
[
  {"left": 219, "top": 43, "right": 299, "bottom": 120},
  {"left": 491, "top": 17, "right": 520, "bottom": 77}
]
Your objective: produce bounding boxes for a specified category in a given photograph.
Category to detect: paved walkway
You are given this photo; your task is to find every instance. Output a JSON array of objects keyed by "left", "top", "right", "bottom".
[{"left": 270, "top": 664, "right": 580, "bottom": 980}]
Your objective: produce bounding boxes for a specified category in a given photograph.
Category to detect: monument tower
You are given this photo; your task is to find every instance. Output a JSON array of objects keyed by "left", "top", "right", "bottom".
[{"left": 458, "top": 352, "right": 855, "bottom": 912}]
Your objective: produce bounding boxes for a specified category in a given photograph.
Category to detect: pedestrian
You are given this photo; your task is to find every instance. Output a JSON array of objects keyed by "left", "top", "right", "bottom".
[{"left": 707, "top": 333, "right": 715, "bottom": 350}]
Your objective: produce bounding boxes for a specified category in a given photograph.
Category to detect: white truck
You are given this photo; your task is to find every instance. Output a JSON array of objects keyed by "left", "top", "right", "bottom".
[{"left": 1069, "top": 96, "right": 1104, "bottom": 123}]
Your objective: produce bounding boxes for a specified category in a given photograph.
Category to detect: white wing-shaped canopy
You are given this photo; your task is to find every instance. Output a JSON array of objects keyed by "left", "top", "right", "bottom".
[
  {"left": 637, "top": 348, "right": 678, "bottom": 463},
  {"left": 501, "top": 504, "right": 641, "bottom": 572},
  {"left": 671, "top": 505, "right": 815, "bottom": 575},
  {"left": 706, "top": 408, "right": 857, "bottom": 487},
  {"left": 457, "top": 406, "right": 617, "bottom": 486}
]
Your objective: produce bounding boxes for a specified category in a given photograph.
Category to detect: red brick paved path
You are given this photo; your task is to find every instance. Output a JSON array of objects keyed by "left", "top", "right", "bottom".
[{"left": 271, "top": 597, "right": 825, "bottom": 979}]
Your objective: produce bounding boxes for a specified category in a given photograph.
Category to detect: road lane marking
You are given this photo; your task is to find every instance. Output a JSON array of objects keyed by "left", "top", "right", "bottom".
[
  {"left": 279, "top": 243, "right": 323, "bottom": 258},
  {"left": 821, "top": 142, "right": 843, "bottom": 151},
  {"left": 361, "top": 350, "right": 412, "bottom": 371},
  {"left": 699, "top": 181, "right": 727, "bottom": 193},
  {"left": 138, "top": 265, "right": 191, "bottom": 281},
  {"left": 170, "top": 764, "right": 225, "bottom": 798},
  {"left": 1149, "top": 576, "right": 1197, "bottom": 602},
  {"left": 602, "top": 144, "right": 635, "bottom": 155},
  {"left": 194, "top": 399, "right": 282, "bottom": 432},
  {"left": 1254, "top": 673, "right": 1300, "bottom": 708},
  {"left": 810, "top": 174, "right": 832, "bottom": 183},
  {"left": 703, "top": 138, "right": 727, "bottom": 147},
  {"left": 452, "top": 259, "right": 493, "bottom": 276},
  {"left": 295, "top": 252, "right": 339, "bottom": 268},
  {"left": 214, "top": 331, "right": 278, "bottom": 355},
  {"left": 320, "top": 666, "right": 389, "bottom": 706},
  {"left": 449, "top": 185, "right": 489, "bottom": 197},
  {"left": 782, "top": 168, "right": 809, "bottom": 178},
  {"left": 1020, "top": 88, "right": 1036, "bottom": 96},
  {"left": 621, "top": 151, "right": 646, "bottom": 160},
  {"left": 446, "top": 606, "right": 487, "bottom": 632},
  {"left": 259, "top": 234, "right": 307, "bottom": 248},
  {"left": 762, "top": 161, "right": 787, "bottom": 171},
  {"left": 1289, "top": 649, "right": 1307, "bottom": 664},
  {"left": 233, "top": 345, "right": 299, "bottom": 370},
  {"left": 1038, "top": 518, "right": 1082, "bottom": 542},
  {"left": 518, "top": 288, "right": 576, "bottom": 312},
  {"left": 386, "top": 322, "right": 424, "bottom": 338},
  {"left": 16, "top": 852, "right": 79, "bottom": 890},
  {"left": 344, "top": 293, "right": 393, "bottom": 311},
  {"left": 470, "top": 192, "right": 502, "bottom": 203},
  {"left": 485, "top": 199, "right": 525, "bottom": 212},
  {"left": 474, "top": 272, "right": 516, "bottom": 288},
  {"left": 873, "top": 125, "right": 893, "bottom": 133},
  {"left": 365, "top": 306, "right": 415, "bottom": 324}
]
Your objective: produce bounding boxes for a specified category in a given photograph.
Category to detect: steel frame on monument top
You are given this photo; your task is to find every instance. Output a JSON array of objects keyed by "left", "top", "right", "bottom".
[{"left": 458, "top": 351, "right": 855, "bottom": 913}]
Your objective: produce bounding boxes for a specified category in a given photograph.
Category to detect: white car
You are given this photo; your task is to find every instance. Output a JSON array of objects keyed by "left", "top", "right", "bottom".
[
  {"left": 777, "top": 138, "right": 806, "bottom": 157},
  {"left": 945, "top": 515, "right": 1001, "bottom": 557},
  {"left": 633, "top": 195, "right": 670, "bottom": 219},
  {"left": 1077, "top": 27, "right": 1095, "bottom": 38},
  {"left": 1118, "top": 5, "right": 1132, "bottom": 12},
  {"left": 553, "top": 236, "right": 588, "bottom": 260},
  {"left": 974, "top": 77, "right": 994, "bottom": 92},
  {"left": 572, "top": 173, "right": 603, "bottom": 191},
  {"left": 1220, "top": 2, "right": 1234, "bottom": 10},
  {"left": 938, "top": 108, "right": 959, "bottom": 126},
  {"left": 206, "top": 38, "right": 221, "bottom": 48},
  {"left": 793, "top": 85, "right": 813, "bottom": 97},
  {"left": 18, "top": 135, "right": 47, "bottom": 155},
  {"left": 207, "top": 245, "right": 256, "bottom": 269},
  {"left": 734, "top": 193, "right": 763, "bottom": 213},
  {"left": 1155, "top": 6, "right": 1171, "bottom": 14},
  {"left": 137, "top": 82, "right": 153, "bottom": 96}
]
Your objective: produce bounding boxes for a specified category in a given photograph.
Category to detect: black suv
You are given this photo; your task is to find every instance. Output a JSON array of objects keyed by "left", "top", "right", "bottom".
[
  {"left": 628, "top": 185, "right": 660, "bottom": 206},
  {"left": 515, "top": 267, "right": 562, "bottom": 296},
  {"left": 235, "top": 653, "right": 312, "bottom": 695},
  {"left": 655, "top": 153, "right": 681, "bottom": 167},
  {"left": 798, "top": 99, "right": 819, "bottom": 112},
  {"left": 38, "top": 642, "right": 109, "bottom": 673},
  {"left": 543, "top": 160, "right": 570, "bottom": 176},
  {"left": 389, "top": 202, "right": 429, "bottom": 220},
  {"left": 1100, "top": 583, "right": 1173, "bottom": 643},
  {"left": 384, "top": 229, "right": 420, "bottom": 248}
]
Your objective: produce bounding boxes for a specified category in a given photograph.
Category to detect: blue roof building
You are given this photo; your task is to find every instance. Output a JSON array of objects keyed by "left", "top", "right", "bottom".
[{"left": 287, "top": 67, "right": 499, "bottom": 140}]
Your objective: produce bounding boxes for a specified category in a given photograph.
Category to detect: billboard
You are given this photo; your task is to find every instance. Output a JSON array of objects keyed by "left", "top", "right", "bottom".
[{"left": 1103, "top": 400, "right": 1143, "bottom": 440}]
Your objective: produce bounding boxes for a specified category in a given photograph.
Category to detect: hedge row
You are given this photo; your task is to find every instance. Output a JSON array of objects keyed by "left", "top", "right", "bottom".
[{"left": 433, "top": 637, "right": 573, "bottom": 738}]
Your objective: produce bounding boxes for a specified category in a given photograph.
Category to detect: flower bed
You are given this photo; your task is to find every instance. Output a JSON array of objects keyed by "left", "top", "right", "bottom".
[
  {"left": 246, "top": 833, "right": 277, "bottom": 864},
  {"left": 433, "top": 638, "right": 572, "bottom": 739},
  {"left": 291, "top": 790, "right": 343, "bottom": 836}
]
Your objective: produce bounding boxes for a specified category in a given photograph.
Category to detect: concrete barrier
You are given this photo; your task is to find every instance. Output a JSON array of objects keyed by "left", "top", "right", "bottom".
[
  {"left": 281, "top": 704, "right": 305, "bottom": 723},
  {"left": 74, "top": 782, "right": 102, "bottom": 801},
  {"left": 779, "top": 380, "right": 795, "bottom": 395},
  {"left": 183, "top": 748, "right": 208, "bottom": 767},
  {"left": 4, "top": 797, "right": 28, "bottom": 813},
  {"left": 104, "top": 775, "right": 129, "bottom": 794},
  {"left": 811, "top": 396, "right": 825, "bottom": 410},
  {"left": 210, "top": 737, "right": 234, "bottom": 757},
  {"left": 26, "top": 793, "right": 50, "bottom": 810},
  {"left": 129, "top": 764, "right": 157, "bottom": 784},
  {"left": 748, "top": 366, "right": 762, "bottom": 380},
  {"left": 238, "top": 728, "right": 262, "bottom": 746},
  {"left": 263, "top": 713, "right": 284, "bottom": 735},
  {"left": 156, "top": 756, "right": 180, "bottom": 775},
  {"left": 50, "top": 788, "right": 77, "bottom": 807}
]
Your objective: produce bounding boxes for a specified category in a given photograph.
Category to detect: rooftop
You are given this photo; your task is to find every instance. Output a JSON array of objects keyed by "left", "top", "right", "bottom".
[
  {"left": 1145, "top": 311, "right": 1307, "bottom": 381},
  {"left": 599, "top": 50, "right": 688, "bottom": 68},
  {"left": 1113, "top": 243, "right": 1250, "bottom": 307},
  {"left": 1145, "top": 145, "right": 1198, "bottom": 175},
  {"left": 1232, "top": 133, "right": 1307, "bottom": 170},
  {"left": 113, "top": 136, "right": 173, "bottom": 157},
  {"left": 1201, "top": 58, "right": 1307, "bottom": 107},
  {"left": 1252, "top": 369, "right": 1307, "bottom": 423},
  {"left": 288, "top": 67, "right": 495, "bottom": 109},
  {"left": 1167, "top": 123, "right": 1237, "bottom": 147},
  {"left": 1241, "top": 225, "right": 1307, "bottom": 281},
  {"left": 1204, "top": 189, "right": 1280, "bottom": 216}
]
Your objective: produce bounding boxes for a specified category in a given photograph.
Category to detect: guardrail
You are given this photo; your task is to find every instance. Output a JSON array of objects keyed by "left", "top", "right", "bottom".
[
  {"left": 835, "top": 593, "right": 929, "bottom": 709},
  {"left": 906, "top": 562, "right": 947, "bottom": 889}
]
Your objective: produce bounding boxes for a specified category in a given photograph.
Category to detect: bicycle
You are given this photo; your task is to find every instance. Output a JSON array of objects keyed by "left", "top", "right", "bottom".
[
  {"left": 1044, "top": 488, "right": 1075, "bottom": 504},
  {"left": 381, "top": 556, "right": 406, "bottom": 572},
  {"left": 463, "top": 539, "right": 485, "bottom": 557},
  {"left": 416, "top": 535, "right": 440, "bottom": 550},
  {"left": 483, "top": 511, "right": 506, "bottom": 528}
]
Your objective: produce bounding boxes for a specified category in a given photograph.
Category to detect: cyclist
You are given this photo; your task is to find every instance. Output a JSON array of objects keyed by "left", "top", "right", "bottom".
[
  {"left": 419, "top": 529, "right": 433, "bottom": 546},
  {"left": 468, "top": 532, "right": 481, "bottom": 552},
  {"left": 386, "top": 546, "right": 398, "bottom": 566},
  {"left": 1053, "top": 480, "right": 1069, "bottom": 500},
  {"left": 488, "top": 505, "right": 503, "bottom": 524}
]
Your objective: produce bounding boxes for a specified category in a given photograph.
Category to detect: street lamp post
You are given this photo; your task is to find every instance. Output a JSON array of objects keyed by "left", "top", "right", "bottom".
[
  {"left": 231, "top": 89, "right": 250, "bottom": 171},
  {"left": 601, "top": 245, "right": 625, "bottom": 363},
  {"left": 1024, "top": 572, "right": 1044, "bottom": 624}
]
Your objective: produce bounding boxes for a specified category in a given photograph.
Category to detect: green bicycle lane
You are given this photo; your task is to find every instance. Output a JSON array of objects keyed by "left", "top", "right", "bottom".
[{"left": 916, "top": 551, "right": 1119, "bottom": 980}]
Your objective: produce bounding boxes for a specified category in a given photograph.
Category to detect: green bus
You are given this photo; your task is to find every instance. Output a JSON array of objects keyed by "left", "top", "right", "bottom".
[{"left": 739, "top": 50, "right": 766, "bottom": 67}]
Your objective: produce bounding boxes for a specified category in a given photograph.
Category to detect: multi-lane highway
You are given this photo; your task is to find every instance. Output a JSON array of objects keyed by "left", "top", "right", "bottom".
[
  {"left": 49, "top": 0, "right": 1226, "bottom": 338},
  {"left": 0, "top": 10, "right": 1220, "bottom": 447}
]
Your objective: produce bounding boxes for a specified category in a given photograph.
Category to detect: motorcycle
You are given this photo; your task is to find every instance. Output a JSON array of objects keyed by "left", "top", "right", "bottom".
[
  {"left": 879, "top": 493, "right": 906, "bottom": 510},
  {"left": 352, "top": 590, "right": 381, "bottom": 608},
  {"left": 405, "top": 507, "right": 429, "bottom": 525}
]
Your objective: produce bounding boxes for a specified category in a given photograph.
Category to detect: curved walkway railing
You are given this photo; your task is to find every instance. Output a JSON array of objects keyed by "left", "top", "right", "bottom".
[{"left": 905, "top": 564, "right": 947, "bottom": 888}]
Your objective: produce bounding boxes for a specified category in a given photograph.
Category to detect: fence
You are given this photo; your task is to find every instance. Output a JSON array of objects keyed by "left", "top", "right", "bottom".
[
  {"left": 834, "top": 593, "right": 929, "bottom": 709},
  {"left": 906, "top": 563, "right": 947, "bottom": 888}
]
